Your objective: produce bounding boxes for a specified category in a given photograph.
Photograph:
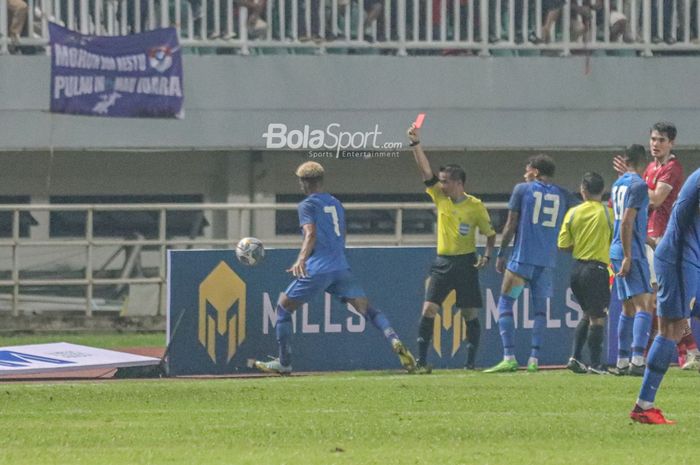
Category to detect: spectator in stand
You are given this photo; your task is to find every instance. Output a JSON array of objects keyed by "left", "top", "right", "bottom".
[
  {"left": 7, "top": 0, "right": 28, "bottom": 54},
  {"left": 534, "top": 0, "right": 601, "bottom": 44},
  {"left": 235, "top": 0, "right": 268, "bottom": 38},
  {"left": 608, "top": 6, "right": 631, "bottom": 42},
  {"left": 363, "top": 0, "right": 384, "bottom": 41},
  {"left": 651, "top": 0, "right": 677, "bottom": 44}
]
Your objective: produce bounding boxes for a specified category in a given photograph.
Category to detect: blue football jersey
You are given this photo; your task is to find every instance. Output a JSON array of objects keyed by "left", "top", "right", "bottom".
[
  {"left": 509, "top": 181, "right": 571, "bottom": 268},
  {"left": 655, "top": 167, "right": 700, "bottom": 267},
  {"left": 297, "top": 192, "right": 349, "bottom": 274},
  {"left": 609, "top": 172, "right": 649, "bottom": 261}
]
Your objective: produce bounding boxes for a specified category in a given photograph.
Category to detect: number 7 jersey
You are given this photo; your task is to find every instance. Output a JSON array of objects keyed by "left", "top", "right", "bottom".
[
  {"left": 297, "top": 192, "right": 350, "bottom": 275},
  {"left": 509, "top": 180, "right": 573, "bottom": 268}
]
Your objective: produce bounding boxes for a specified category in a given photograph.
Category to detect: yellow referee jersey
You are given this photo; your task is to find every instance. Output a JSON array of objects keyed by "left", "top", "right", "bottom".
[
  {"left": 426, "top": 184, "right": 496, "bottom": 256},
  {"left": 557, "top": 200, "right": 613, "bottom": 264}
]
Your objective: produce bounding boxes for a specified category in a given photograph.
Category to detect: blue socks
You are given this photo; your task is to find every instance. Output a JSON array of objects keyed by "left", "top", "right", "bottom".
[
  {"left": 617, "top": 313, "right": 634, "bottom": 361},
  {"left": 632, "top": 311, "right": 653, "bottom": 361},
  {"left": 530, "top": 312, "right": 546, "bottom": 359},
  {"left": 497, "top": 295, "right": 516, "bottom": 357},
  {"left": 639, "top": 335, "right": 676, "bottom": 404},
  {"left": 275, "top": 304, "right": 400, "bottom": 367},
  {"left": 366, "top": 306, "right": 399, "bottom": 343},
  {"left": 530, "top": 296, "right": 547, "bottom": 359},
  {"left": 275, "top": 304, "right": 293, "bottom": 367}
]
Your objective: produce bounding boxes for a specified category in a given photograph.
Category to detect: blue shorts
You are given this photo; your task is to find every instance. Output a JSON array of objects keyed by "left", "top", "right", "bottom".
[
  {"left": 285, "top": 269, "right": 366, "bottom": 303},
  {"left": 611, "top": 258, "right": 652, "bottom": 300},
  {"left": 656, "top": 258, "right": 699, "bottom": 320},
  {"left": 506, "top": 260, "right": 553, "bottom": 299}
]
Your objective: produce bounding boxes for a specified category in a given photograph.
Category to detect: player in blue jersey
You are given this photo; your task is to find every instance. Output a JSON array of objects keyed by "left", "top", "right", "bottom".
[
  {"left": 630, "top": 167, "right": 700, "bottom": 424},
  {"left": 252, "top": 161, "right": 416, "bottom": 375},
  {"left": 485, "top": 154, "right": 573, "bottom": 373},
  {"left": 609, "top": 145, "right": 654, "bottom": 377}
]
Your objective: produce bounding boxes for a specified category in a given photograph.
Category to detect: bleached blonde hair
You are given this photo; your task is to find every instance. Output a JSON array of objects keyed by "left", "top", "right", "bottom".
[{"left": 295, "top": 161, "right": 325, "bottom": 179}]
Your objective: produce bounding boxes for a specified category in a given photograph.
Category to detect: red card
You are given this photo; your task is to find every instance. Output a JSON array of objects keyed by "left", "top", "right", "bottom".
[{"left": 414, "top": 113, "right": 426, "bottom": 129}]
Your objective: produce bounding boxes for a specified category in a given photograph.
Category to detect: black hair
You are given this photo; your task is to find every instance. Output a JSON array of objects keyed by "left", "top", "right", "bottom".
[
  {"left": 651, "top": 121, "right": 677, "bottom": 141},
  {"left": 439, "top": 164, "right": 466, "bottom": 184},
  {"left": 623, "top": 144, "right": 647, "bottom": 169},
  {"left": 527, "top": 154, "right": 556, "bottom": 177},
  {"left": 581, "top": 172, "right": 604, "bottom": 196}
]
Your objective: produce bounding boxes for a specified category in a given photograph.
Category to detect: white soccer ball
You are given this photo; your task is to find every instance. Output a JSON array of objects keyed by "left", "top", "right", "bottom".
[{"left": 235, "top": 237, "right": 265, "bottom": 266}]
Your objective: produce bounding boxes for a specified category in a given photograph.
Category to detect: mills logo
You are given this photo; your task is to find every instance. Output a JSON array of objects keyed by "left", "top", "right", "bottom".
[
  {"left": 198, "top": 261, "right": 247, "bottom": 363},
  {"left": 432, "top": 290, "right": 468, "bottom": 358}
]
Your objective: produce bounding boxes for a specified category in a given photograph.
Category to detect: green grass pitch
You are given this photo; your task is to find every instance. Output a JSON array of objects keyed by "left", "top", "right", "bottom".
[{"left": 1, "top": 369, "right": 699, "bottom": 465}]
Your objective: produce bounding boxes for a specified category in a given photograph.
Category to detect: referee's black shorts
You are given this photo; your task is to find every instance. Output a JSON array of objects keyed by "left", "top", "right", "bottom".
[
  {"left": 425, "top": 253, "right": 482, "bottom": 309},
  {"left": 570, "top": 259, "right": 610, "bottom": 319}
]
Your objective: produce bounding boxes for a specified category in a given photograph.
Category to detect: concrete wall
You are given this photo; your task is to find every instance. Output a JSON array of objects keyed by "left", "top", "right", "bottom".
[
  {"left": 3, "top": 55, "right": 700, "bottom": 151},
  {"left": 3, "top": 148, "right": 700, "bottom": 200}
]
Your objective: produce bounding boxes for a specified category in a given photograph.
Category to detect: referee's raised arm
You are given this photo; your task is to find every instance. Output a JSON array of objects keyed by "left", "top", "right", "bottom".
[{"left": 407, "top": 123, "right": 433, "bottom": 182}]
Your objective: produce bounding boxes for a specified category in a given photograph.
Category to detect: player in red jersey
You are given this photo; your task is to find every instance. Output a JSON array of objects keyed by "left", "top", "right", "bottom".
[
  {"left": 615, "top": 122, "right": 699, "bottom": 370},
  {"left": 645, "top": 123, "right": 683, "bottom": 242}
]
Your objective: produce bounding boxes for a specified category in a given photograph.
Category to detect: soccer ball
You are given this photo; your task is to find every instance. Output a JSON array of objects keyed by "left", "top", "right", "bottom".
[{"left": 235, "top": 237, "right": 265, "bottom": 265}]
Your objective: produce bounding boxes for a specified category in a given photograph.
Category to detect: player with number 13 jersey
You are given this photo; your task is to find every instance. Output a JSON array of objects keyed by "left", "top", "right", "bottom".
[
  {"left": 486, "top": 155, "right": 574, "bottom": 373},
  {"left": 509, "top": 179, "right": 572, "bottom": 268}
]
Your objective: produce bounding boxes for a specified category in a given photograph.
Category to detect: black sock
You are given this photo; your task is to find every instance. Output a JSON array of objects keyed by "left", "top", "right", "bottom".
[
  {"left": 572, "top": 318, "right": 590, "bottom": 360},
  {"left": 417, "top": 316, "right": 434, "bottom": 366},
  {"left": 465, "top": 318, "right": 481, "bottom": 368},
  {"left": 588, "top": 324, "right": 604, "bottom": 367}
]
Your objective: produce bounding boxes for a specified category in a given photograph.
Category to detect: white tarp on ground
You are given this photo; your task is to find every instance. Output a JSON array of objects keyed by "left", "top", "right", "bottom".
[{"left": 0, "top": 342, "right": 160, "bottom": 375}]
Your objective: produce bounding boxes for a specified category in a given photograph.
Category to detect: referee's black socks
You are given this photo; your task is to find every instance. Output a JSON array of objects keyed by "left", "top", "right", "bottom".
[
  {"left": 572, "top": 318, "right": 590, "bottom": 361},
  {"left": 417, "top": 316, "right": 434, "bottom": 366},
  {"left": 588, "top": 323, "right": 605, "bottom": 367},
  {"left": 465, "top": 318, "right": 480, "bottom": 368}
]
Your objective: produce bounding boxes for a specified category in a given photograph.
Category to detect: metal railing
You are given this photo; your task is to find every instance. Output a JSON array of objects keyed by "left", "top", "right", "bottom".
[
  {"left": 2, "top": 0, "right": 700, "bottom": 55},
  {"left": 0, "top": 201, "right": 508, "bottom": 316}
]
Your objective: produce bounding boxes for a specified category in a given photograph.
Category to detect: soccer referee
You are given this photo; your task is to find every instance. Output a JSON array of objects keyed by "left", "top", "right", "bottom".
[
  {"left": 558, "top": 172, "right": 614, "bottom": 374},
  {"left": 407, "top": 123, "right": 496, "bottom": 372}
]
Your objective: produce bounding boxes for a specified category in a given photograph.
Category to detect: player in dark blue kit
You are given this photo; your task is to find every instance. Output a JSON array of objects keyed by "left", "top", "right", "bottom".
[
  {"left": 252, "top": 161, "right": 416, "bottom": 374},
  {"left": 485, "top": 155, "right": 573, "bottom": 373},
  {"left": 630, "top": 167, "right": 700, "bottom": 424},
  {"left": 609, "top": 145, "right": 654, "bottom": 377}
]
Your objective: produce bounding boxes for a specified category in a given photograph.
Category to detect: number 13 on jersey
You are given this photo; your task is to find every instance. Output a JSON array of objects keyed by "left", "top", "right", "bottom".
[{"left": 531, "top": 191, "right": 561, "bottom": 227}]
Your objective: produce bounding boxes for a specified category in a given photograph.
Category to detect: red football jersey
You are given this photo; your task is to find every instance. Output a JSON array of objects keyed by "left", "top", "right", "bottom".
[{"left": 643, "top": 156, "right": 683, "bottom": 239}]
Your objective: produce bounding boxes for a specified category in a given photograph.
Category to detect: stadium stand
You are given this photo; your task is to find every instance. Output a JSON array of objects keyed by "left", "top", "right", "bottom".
[{"left": 2, "top": 0, "right": 700, "bottom": 55}]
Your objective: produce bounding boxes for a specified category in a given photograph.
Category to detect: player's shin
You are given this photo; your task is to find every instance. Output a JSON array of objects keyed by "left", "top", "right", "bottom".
[
  {"left": 417, "top": 316, "right": 434, "bottom": 366},
  {"left": 465, "top": 318, "right": 480, "bottom": 368},
  {"left": 365, "top": 306, "right": 399, "bottom": 342},
  {"left": 587, "top": 323, "right": 605, "bottom": 367},
  {"left": 632, "top": 311, "right": 653, "bottom": 366},
  {"left": 638, "top": 335, "right": 676, "bottom": 406},
  {"left": 530, "top": 303, "right": 547, "bottom": 362},
  {"left": 571, "top": 318, "right": 590, "bottom": 361},
  {"left": 617, "top": 313, "right": 634, "bottom": 368},
  {"left": 497, "top": 295, "right": 516, "bottom": 359},
  {"left": 275, "top": 305, "right": 293, "bottom": 367}
]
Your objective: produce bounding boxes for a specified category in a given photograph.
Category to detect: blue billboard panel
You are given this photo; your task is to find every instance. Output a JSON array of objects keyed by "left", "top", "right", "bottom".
[{"left": 167, "top": 247, "right": 586, "bottom": 375}]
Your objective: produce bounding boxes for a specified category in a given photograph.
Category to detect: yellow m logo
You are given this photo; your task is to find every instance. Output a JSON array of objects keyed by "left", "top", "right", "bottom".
[
  {"left": 432, "top": 290, "right": 468, "bottom": 357},
  {"left": 424, "top": 278, "right": 468, "bottom": 358},
  {"left": 198, "top": 261, "right": 246, "bottom": 363}
]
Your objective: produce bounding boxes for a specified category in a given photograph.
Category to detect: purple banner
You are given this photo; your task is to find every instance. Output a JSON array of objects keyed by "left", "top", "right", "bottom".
[{"left": 49, "top": 23, "right": 184, "bottom": 118}]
